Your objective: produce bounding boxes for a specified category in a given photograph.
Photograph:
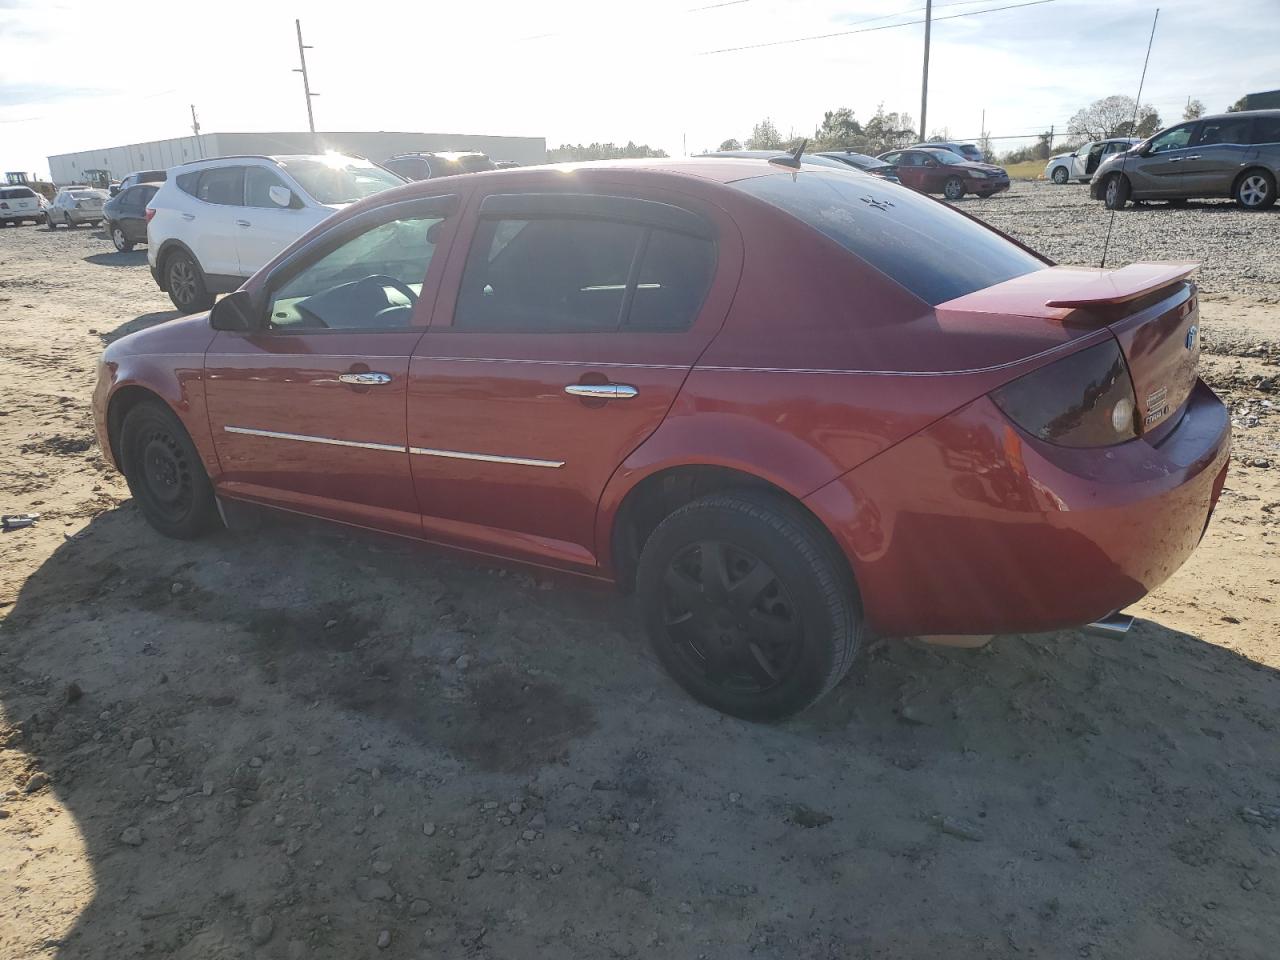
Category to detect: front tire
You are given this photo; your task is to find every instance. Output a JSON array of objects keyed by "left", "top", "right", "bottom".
[
  {"left": 1235, "top": 169, "right": 1276, "bottom": 210},
  {"left": 1051, "top": 166, "right": 1069, "bottom": 185},
  {"left": 1104, "top": 174, "right": 1130, "bottom": 209},
  {"left": 119, "top": 401, "right": 220, "bottom": 539},
  {"left": 164, "top": 250, "right": 214, "bottom": 313},
  {"left": 943, "top": 176, "right": 966, "bottom": 200},
  {"left": 636, "top": 490, "right": 861, "bottom": 722},
  {"left": 110, "top": 223, "right": 133, "bottom": 252}
]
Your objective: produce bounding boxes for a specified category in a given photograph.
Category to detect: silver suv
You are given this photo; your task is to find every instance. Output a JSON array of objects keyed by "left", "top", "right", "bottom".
[{"left": 1091, "top": 110, "right": 1280, "bottom": 210}]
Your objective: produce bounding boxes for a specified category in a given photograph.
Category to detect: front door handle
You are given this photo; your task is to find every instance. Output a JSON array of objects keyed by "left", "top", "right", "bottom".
[
  {"left": 181, "top": 213, "right": 195, "bottom": 220},
  {"left": 236, "top": 219, "right": 251, "bottom": 227},
  {"left": 565, "top": 383, "right": 638, "bottom": 400},
  {"left": 339, "top": 372, "right": 393, "bottom": 386}
]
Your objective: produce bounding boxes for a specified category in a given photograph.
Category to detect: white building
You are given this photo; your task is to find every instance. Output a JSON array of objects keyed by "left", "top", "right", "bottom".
[{"left": 47, "top": 130, "right": 546, "bottom": 185}]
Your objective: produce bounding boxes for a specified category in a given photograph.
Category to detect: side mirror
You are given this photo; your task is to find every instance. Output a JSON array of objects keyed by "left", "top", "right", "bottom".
[
  {"left": 268, "top": 184, "right": 295, "bottom": 208},
  {"left": 209, "top": 289, "right": 258, "bottom": 331}
]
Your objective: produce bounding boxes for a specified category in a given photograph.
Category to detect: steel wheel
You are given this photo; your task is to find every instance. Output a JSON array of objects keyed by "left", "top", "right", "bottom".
[
  {"left": 661, "top": 540, "right": 803, "bottom": 694},
  {"left": 943, "top": 176, "right": 965, "bottom": 200},
  {"left": 120, "top": 402, "right": 219, "bottom": 539},
  {"left": 139, "top": 427, "right": 195, "bottom": 523}
]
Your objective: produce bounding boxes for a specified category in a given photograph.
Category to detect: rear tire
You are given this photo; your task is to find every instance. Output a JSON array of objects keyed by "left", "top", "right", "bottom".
[
  {"left": 943, "top": 176, "right": 966, "bottom": 200},
  {"left": 1051, "top": 166, "right": 1069, "bottom": 185},
  {"left": 1104, "top": 174, "right": 1130, "bottom": 209},
  {"left": 110, "top": 223, "right": 133, "bottom": 252},
  {"left": 164, "top": 249, "right": 214, "bottom": 313},
  {"left": 119, "top": 401, "right": 220, "bottom": 539},
  {"left": 635, "top": 489, "right": 862, "bottom": 722},
  {"left": 1235, "top": 169, "right": 1276, "bottom": 210}
]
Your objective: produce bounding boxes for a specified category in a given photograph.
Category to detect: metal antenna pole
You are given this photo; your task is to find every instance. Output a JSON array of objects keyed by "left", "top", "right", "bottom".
[
  {"left": 294, "top": 19, "right": 319, "bottom": 148},
  {"left": 919, "top": 0, "right": 932, "bottom": 142}
]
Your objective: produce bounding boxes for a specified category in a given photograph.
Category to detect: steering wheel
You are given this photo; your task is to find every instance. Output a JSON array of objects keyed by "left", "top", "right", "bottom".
[{"left": 361, "top": 274, "right": 419, "bottom": 305}]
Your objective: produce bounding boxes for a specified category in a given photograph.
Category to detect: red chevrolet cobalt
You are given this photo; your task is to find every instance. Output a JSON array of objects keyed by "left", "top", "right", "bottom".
[{"left": 93, "top": 158, "right": 1230, "bottom": 721}]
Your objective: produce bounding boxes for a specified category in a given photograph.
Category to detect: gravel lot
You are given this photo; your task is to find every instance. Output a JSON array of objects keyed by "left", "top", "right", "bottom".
[
  {"left": 0, "top": 188, "right": 1277, "bottom": 960},
  {"left": 957, "top": 180, "right": 1280, "bottom": 303}
]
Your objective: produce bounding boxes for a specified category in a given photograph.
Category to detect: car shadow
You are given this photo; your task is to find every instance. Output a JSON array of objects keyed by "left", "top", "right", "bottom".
[
  {"left": 99, "top": 310, "right": 184, "bottom": 344},
  {"left": 84, "top": 250, "right": 148, "bottom": 268},
  {"left": 3, "top": 505, "right": 1278, "bottom": 958}
]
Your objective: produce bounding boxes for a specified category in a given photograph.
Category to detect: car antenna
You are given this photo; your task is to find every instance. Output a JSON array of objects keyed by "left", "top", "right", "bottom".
[
  {"left": 769, "top": 140, "right": 808, "bottom": 170},
  {"left": 1100, "top": 8, "right": 1159, "bottom": 269}
]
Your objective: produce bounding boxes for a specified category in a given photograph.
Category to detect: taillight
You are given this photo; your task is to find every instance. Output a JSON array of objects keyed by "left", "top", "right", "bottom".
[
  {"left": 989, "top": 339, "right": 1137, "bottom": 447},
  {"left": 145, "top": 208, "right": 156, "bottom": 222}
]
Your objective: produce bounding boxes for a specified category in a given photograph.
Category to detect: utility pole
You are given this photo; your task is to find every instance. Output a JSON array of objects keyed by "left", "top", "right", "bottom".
[
  {"left": 190, "top": 104, "right": 204, "bottom": 158},
  {"left": 919, "top": 0, "right": 932, "bottom": 142},
  {"left": 293, "top": 19, "right": 319, "bottom": 149}
]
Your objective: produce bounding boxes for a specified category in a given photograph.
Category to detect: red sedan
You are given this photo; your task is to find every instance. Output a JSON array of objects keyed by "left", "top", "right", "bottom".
[
  {"left": 878, "top": 146, "right": 1012, "bottom": 199},
  {"left": 93, "top": 158, "right": 1229, "bottom": 721}
]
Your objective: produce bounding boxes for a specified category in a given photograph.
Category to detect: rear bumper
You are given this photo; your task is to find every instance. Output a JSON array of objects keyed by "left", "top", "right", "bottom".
[{"left": 805, "top": 379, "right": 1231, "bottom": 637}]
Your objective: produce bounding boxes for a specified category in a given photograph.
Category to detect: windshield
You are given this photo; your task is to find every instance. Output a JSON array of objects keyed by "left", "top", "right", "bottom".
[
  {"left": 277, "top": 156, "right": 404, "bottom": 205},
  {"left": 71, "top": 190, "right": 105, "bottom": 199},
  {"left": 731, "top": 171, "right": 1045, "bottom": 305}
]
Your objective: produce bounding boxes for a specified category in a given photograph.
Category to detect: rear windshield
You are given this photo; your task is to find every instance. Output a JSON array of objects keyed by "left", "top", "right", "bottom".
[
  {"left": 0, "top": 188, "right": 35, "bottom": 199},
  {"left": 731, "top": 171, "right": 1045, "bottom": 305},
  {"left": 71, "top": 190, "right": 105, "bottom": 199}
]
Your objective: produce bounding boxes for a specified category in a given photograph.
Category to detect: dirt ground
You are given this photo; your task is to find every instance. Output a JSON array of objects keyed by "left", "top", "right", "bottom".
[{"left": 1, "top": 202, "right": 1277, "bottom": 960}]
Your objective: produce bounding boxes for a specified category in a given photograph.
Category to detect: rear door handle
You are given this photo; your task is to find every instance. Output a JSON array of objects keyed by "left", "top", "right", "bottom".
[
  {"left": 565, "top": 383, "right": 638, "bottom": 400},
  {"left": 235, "top": 219, "right": 250, "bottom": 227},
  {"left": 339, "top": 372, "right": 393, "bottom": 385},
  {"left": 181, "top": 213, "right": 195, "bottom": 220}
]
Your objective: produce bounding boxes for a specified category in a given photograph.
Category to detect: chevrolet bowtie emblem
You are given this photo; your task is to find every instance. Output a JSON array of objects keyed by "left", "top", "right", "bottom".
[{"left": 860, "top": 195, "right": 894, "bottom": 210}]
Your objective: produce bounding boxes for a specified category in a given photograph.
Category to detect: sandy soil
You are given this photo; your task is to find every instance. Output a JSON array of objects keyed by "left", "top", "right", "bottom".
[{"left": 0, "top": 218, "right": 1277, "bottom": 960}]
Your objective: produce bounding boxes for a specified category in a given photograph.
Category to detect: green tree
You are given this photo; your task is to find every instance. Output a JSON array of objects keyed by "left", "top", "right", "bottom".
[
  {"left": 1182, "top": 98, "right": 1205, "bottom": 121},
  {"left": 1226, "top": 95, "right": 1248, "bottom": 113},
  {"left": 746, "top": 118, "right": 783, "bottom": 150},
  {"left": 862, "top": 104, "right": 916, "bottom": 154},
  {"left": 717, "top": 138, "right": 742, "bottom": 151},
  {"left": 1067, "top": 95, "right": 1161, "bottom": 141},
  {"left": 546, "top": 141, "right": 669, "bottom": 162},
  {"left": 812, "top": 107, "right": 862, "bottom": 150}
]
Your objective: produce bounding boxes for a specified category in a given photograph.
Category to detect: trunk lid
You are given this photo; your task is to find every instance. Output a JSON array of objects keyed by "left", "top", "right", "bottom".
[{"left": 938, "top": 262, "right": 1201, "bottom": 437}]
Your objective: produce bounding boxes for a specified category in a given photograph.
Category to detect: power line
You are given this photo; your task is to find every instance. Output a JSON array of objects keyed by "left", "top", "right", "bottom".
[
  {"left": 687, "top": 0, "right": 750, "bottom": 10},
  {"left": 698, "top": 0, "right": 1056, "bottom": 56}
]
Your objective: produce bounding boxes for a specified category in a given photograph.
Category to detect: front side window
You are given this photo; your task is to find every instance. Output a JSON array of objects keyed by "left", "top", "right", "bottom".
[
  {"left": 196, "top": 167, "right": 245, "bottom": 205},
  {"left": 267, "top": 216, "right": 443, "bottom": 331},
  {"left": 731, "top": 170, "right": 1045, "bottom": 305},
  {"left": 245, "top": 167, "right": 293, "bottom": 208},
  {"left": 1147, "top": 124, "right": 1195, "bottom": 154},
  {"left": 1195, "top": 117, "right": 1252, "bottom": 146},
  {"left": 275, "top": 156, "right": 402, "bottom": 205}
]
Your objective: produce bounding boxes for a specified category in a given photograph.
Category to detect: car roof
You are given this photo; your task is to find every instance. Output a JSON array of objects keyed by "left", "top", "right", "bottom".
[{"left": 1197, "top": 109, "right": 1280, "bottom": 121}]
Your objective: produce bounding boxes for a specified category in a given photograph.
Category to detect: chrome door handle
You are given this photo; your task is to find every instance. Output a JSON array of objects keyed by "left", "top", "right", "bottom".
[
  {"left": 236, "top": 219, "right": 251, "bottom": 227},
  {"left": 1167, "top": 157, "right": 1183, "bottom": 163},
  {"left": 181, "top": 213, "right": 195, "bottom": 220},
  {"left": 1185, "top": 155, "right": 1200, "bottom": 160},
  {"left": 565, "top": 383, "right": 638, "bottom": 400},
  {"left": 339, "top": 372, "right": 393, "bottom": 385}
]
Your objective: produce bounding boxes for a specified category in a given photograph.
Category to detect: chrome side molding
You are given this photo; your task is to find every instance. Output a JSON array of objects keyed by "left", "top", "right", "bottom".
[{"left": 1085, "top": 612, "right": 1134, "bottom": 638}]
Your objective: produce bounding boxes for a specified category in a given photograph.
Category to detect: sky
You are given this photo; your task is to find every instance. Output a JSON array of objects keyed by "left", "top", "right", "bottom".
[{"left": 1, "top": 0, "right": 1275, "bottom": 177}]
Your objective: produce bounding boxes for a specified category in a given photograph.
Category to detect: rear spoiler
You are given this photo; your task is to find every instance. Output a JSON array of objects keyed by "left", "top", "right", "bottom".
[
  {"left": 1042, "top": 261, "right": 1198, "bottom": 308},
  {"left": 937, "top": 261, "right": 1199, "bottom": 321}
]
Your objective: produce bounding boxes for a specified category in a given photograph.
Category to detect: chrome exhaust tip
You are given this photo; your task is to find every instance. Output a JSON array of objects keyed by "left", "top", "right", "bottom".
[{"left": 1085, "top": 612, "right": 1134, "bottom": 638}]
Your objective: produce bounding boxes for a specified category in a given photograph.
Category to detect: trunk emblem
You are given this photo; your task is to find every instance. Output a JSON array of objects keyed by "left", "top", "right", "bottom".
[
  {"left": 860, "top": 195, "right": 895, "bottom": 210},
  {"left": 1185, "top": 325, "right": 1198, "bottom": 350}
]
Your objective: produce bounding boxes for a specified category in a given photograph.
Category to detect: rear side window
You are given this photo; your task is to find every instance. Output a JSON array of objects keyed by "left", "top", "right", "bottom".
[
  {"left": 176, "top": 171, "right": 200, "bottom": 196},
  {"left": 196, "top": 167, "right": 244, "bottom": 205},
  {"left": 630, "top": 231, "right": 716, "bottom": 330},
  {"left": 1251, "top": 116, "right": 1280, "bottom": 145},
  {"left": 732, "top": 171, "right": 1045, "bottom": 305},
  {"left": 1196, "top": 117, "right": 1252, "bottom": 146}
]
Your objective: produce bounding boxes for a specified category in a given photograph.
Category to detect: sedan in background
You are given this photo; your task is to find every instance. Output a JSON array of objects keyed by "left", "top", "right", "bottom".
[
  {"left": 1092, "top": 109, "right": 1280, "bottom": 209},
  {"left": 879, "top": 147, "right": 1010, "bottom": 199},
  {"left": 0, "top": 185, "right": 46, "bottom": 225},
  {"left": 814, "top": 151, "right": 901, "bottom": 182},
  {"left": 110, "top": 169, "right": 167, "bottom": 197},
  {"left": 103, "top": 182, "right": 160, "bottom": 251},
  {"left": 95, "top": 158, "right": 1228, "bottom": 722},
  {"left": 46, "top": 187, "right": 108, "bottom": 227}
]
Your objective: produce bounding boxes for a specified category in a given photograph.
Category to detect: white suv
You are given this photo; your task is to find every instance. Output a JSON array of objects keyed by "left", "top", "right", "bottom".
[
  {"left": 146, "top": 154, "right": 405, "bottom": 313},
  {"left": 0, "top": 185, "right": 46, "bottom": 226}
]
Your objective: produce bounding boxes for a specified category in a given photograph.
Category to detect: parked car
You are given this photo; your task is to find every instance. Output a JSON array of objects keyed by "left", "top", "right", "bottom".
[
  {"left": 95, "top": 158, "right": 1229, "bottom": 721},
  {"left": 382, "top": 152, "right": 495, "bottom": 181},
  {"left": 1091, "top": 109, "right": 1280, "bottom": 210},
  {"left": 1045, "top": 139, "right": 1141, "bottom": 184},
  {"left": 110, "top": 169, "right": 167, "bottom": 197},
  {"left": 878, "top": 147, "right": 1010, "bottom": 199},
  {"left": 147, "top": 153, "right": 405, "bottom": 313},
  {"left": 910, "top": 141, "right": 984, "bottom": 163},
  {"left": 103, "top": 182, "right": 160, "bottom": 252},
  {"left": 813, "top": 151, "right": 901, "bottom": 182},
  {"left": 46, "top": 187, "right": 107, "bottom": 227},
  {"left": 0, "top": 185, "right": 46, "bottom": 225},
  {"left": 703, "top": 149, "right": 864, "bottom": 172}
]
